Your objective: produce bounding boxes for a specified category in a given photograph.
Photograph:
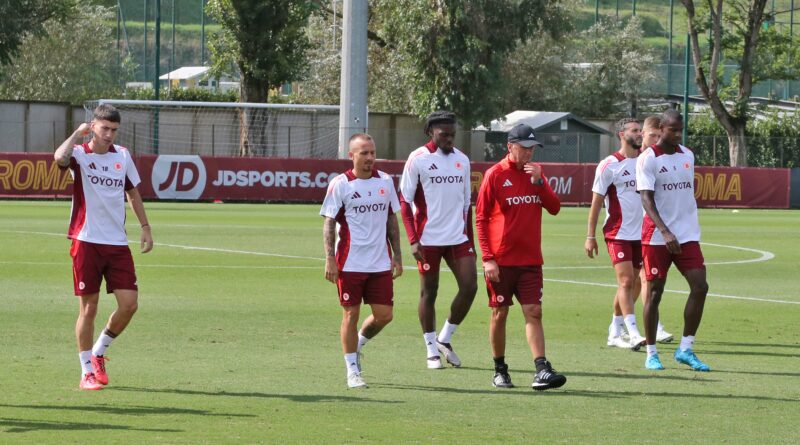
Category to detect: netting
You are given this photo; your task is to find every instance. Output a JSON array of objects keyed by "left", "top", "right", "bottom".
[{"left": 84, "top": 100, "right": 341, "bottom": 158}]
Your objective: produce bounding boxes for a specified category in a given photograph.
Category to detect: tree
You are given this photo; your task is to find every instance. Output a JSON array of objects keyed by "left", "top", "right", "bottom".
[
  {"left": 0, "top": 0, "right": 74, "bottom": 67},
  {"left": 206, "top": 0, "right": 313, "bottom": 155},
  {"left": 374, "top": 0, "right": 572, "bottom": 127},
  {"left": 682, "top": 0, "right": 800, "bottom": 166},
  {"left": 0, "top": 3, "right": 132, "bottom": 104}
]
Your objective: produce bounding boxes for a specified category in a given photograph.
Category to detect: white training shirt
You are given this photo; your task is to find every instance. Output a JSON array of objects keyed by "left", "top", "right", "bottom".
[
  {"left": 320, "top": 169, "right": 401, "bottom": 273},
  {"left": 591, "top": 152, "right": 642, "bottom": 241},
  {"left": 636, "top": 144, "right": 701, "bottom": 245},
  {"left": 64, "top": 143, "right": 140, "bottom": 246},
  {"left": 398, "top": 143, "right": 471, "bottom": 246}
]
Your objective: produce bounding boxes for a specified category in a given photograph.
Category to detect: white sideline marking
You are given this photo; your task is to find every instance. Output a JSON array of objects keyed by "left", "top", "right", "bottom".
[
  {"left": 546, "top": 278, "right": 799, "bottom": 305},
  {"left": 4, "top": 230, "right": 792, "bottom": 305}
]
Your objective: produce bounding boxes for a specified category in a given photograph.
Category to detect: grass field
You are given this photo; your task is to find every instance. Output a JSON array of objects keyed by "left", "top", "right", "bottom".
[{"left": 1, "top": 201, "right": 799, "bottom": 444}]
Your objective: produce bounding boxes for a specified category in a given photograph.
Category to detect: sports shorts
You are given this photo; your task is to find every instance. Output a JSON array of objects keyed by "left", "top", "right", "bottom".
[
  {"left": 416, "top": 240, "right": 476, "bottom": 274},
  {"left": 70, "top": 239, "right": 137, "bottom": 296},
  {"left": 336, "top": 270, "right": 394, "bottom": 306},
  {"left": 643, "top": 241, "right": 705, "bottom": 281},
  {"left": 484, "top": 265, "right": 543, "bottom": 307}
]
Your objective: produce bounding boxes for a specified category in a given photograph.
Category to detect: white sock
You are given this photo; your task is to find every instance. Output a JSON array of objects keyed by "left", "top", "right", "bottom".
[
  {"left": 679, "top": 335, "right": 695, "bottom": 351},
  {"left": 657, "top": 321, "right": 665, "bottom": 332},
  {"left": 437, "top": 320, "right": 458, "bottom": 344},
  {"left": 92, "top": 330, "right": 116, "bottom": 356},
  {"left": 610, "top": 315, "right": 624, "bottom": 336},
  {"left": 344, "top": 353, "right": 360, "bottom": 374},
  {"left": 357, "top": 333, "right": 370, "bottom": 352},
  {"left": 623, "top": 314, "right": 642, "bottom": 338},
  {"left": 79, "top": 350, "right": 93, "bottom": 375},
  {"left": 646, "top": 344, "right": 658, "bottom": 357},
  {"left": 423, "top": 331, "right": 439, "bottom": 358}
]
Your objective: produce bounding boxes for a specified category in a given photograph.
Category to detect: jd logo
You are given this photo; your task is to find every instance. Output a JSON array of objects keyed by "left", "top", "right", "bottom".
[{"left": 151, "top": 155, "right": 206, "bottom": 199}]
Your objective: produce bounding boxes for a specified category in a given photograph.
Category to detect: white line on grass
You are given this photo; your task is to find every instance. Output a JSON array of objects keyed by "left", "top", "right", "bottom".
[
  {"left": 546, "top": 278, "right": 799, "bottom": 305},
  {"left": 5, "top": 230, "right": 791, "bottom": 305}
]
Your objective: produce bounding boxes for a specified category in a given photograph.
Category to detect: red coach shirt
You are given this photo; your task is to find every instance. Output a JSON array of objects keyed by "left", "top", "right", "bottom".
[{"left": 475, "top": 156, "right": 560, "bottom": 266}]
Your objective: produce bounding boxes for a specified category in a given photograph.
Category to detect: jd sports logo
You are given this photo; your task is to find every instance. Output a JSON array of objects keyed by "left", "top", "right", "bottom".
[
  {"left": 152, "top": 155, "right": 207, "bottom": 200},
  {"left": 622, "top": 170, "right": 631, "bottom": 176},
  {"left": 352, "top": 191, "right": 362, "bottom": 199},
  {"left": 503, "top": 179, "right": 513, "bottom": 187},
  {"left": 428, "top": 164, "right": 438, "bottom": 170},
  {"left": 659, "top": 166, "right": 669, "bottom": 174}
]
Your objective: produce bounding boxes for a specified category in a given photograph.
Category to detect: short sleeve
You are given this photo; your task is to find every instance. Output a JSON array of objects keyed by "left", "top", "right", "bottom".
[
  {"left": 591, "top": 158, "right": 614, "bottom": 196},
  {"left": 636, "top": 151, "right": 656, "bottom": 192},
  {"left": 387, "top": 178, "right": 401, "bottom": 213},
  {"left": 320, "top": 175, "right": 344, "bottom": 218},
  {"left": 124, "top": 150, "right": 141, "bottom": 190}
]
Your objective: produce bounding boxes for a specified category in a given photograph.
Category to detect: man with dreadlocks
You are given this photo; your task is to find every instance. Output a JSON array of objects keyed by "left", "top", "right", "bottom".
[{"left": 399, "top": 111, "right": 478, "bottom": 369}]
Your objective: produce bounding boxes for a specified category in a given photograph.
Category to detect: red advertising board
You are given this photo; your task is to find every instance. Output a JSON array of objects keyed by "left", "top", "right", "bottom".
[{"left": 0, "top": 153, "right": 790, "bottom": 208}]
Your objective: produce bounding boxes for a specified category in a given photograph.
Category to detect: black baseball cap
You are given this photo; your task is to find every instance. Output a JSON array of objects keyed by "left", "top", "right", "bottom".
[{"left": 507, "top": 124, "right": 543, "bottom": 148}]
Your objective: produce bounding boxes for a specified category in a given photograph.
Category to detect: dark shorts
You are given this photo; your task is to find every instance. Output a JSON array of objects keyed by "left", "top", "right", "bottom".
[
  {"left": 485, "top": 266, "right": 543, "bottom": 307},
  {"left": 643, "top": 241, "right": 705, "bottom": 281},
  {"left": 606, "top": 239, "right": 643, "bottom": 267},
  {"left": 417, "top": 241, "right": 476, "bottom": 274},
  {"left": 336, "top": 270, "right": 394, "bottom": 307},
  {"left": 70, "top": 239, "right": 137, "bottom": 296}
]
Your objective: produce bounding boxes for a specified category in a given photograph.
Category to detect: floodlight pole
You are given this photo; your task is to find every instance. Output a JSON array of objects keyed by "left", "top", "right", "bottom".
[
  {"left": 682, "top": 33, "right": 690, "bottom": 144},
  {"left": 668, "top": 0, "right": 674, "bottom": 95},
  {"left": 338, "top": 0, "right": 368, "bottom": 159},
  {"left": 154, "top": 0, "right": 161, "bottom": 154}
]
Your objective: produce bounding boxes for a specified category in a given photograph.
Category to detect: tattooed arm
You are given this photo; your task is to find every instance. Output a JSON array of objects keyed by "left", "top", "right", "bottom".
[
  {"left": 323, "top": 217, "right": 338, "bottom": 283},
  {"left": 387, "top": 213, "right": 403, "bottom": 279}
]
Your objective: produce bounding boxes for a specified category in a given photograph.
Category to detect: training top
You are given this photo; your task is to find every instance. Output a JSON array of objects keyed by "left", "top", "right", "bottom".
[
  {"left": 62, "top": 143, "right": 140, "bottom": 246},
  {"left": 591, "top": 152, "right": 642, "bottom": 241},
  {"left": 636, "top": 144, "right": 701, "bottom": 245},
  {"left": 475, "top": 156, "right": 561, "bottom": 266},
  {"left": 320, "top": 169, "right": 401, "bottom": 273},
  {"left": 398, "top": 140, "right": 471, "bottom": 246}
]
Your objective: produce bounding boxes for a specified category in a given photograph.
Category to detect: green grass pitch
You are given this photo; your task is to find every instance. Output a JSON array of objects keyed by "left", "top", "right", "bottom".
[{"left": 1, "top": 200, "right": 799, "bottom": 444}]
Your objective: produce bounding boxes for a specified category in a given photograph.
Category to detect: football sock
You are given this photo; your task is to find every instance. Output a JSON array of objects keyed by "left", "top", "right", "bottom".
[
  {"left": 423, "top": 332, "right": 439, "bottom": 358},
  {"left": 344, "top": 353, "right": 360, "bottom": 374},
  {"left": 534, "top": 357, "right": 548, "bottom": 372},
  {"left": 357, "top": 333, "right": 370, "bottom": 352},
  {"left": 92, "top": 328, "right": 117, "bottom": 357},
  {"left": 79, "top": 350, "right": 94, "bottom": 375},
  {"left": 679, "top": 335, "right": 695, "bottom": 351},
  {"left": 646, "top": 344, "right": 658, "bottom": 357},
  {"left": 493, "top": 356, "right": 506, "bottom": 371},
  {"left": 437, "top": 320, "right": 458, "bottom": 344},
  {"left": 610, "top": 315, "right": 624, "bottom": 336},
  {"left": 623, "top": 314, "right": 642, "bottom": 338}
]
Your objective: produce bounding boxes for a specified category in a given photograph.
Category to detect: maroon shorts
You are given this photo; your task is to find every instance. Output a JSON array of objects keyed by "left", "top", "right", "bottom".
[
  {"left": 70, "top": 239, "right": 137, "bottom": 296},
  {"left": 606, "top": 239, "right": 643, "bottom": 267},
  {"left": 417, "top": 241, "right": 476, "bottom": 274},
  {"left": 485, "top": 266, "right": 543, "bottom": 307},
  {"left": 336, "top": 270, "right": 394, "bottom": 307},
  {"left": 643, "top": 241, "right": 705, "bottom": 281}
]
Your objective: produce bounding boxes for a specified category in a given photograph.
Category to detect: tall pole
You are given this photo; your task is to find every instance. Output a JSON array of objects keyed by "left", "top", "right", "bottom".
[
  {"left": 200, "top": 0, "right": 206, "bottom": 64},
  {"left": 595, "top": 0, "right": 599, "bottom": 25},
  {"left": 668, "top": 0, "right": 674, "bottom": 95},
  {"left": 154, "top": 0, "right": 161, "bottom": 154},
  {"left": 683, "top": 33, "right": 691, "bottom": 144},
  {"left": 144, "top": 0, "right": 148, "bottom": 81},
  {"left": 791, "top": 0, "right": 795, "bottom": 37},
  {"left": 116, "top": 5, "right": 121, "bottom": 82},
  {"left": 338, "top": 0, "right": 368, "bottom": 159},
  {"left": 616, "top": 0, "right": 619, "bottom": 19},
  {"left": 633, "top": 0, "right": 636, "bottom": 16},
  {"left": 171, "top": 0, "right": 176, "bottom": 89}
]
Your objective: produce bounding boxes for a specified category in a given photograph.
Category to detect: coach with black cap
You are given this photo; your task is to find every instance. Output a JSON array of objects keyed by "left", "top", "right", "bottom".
[{"left": 474, "top": 122, "right": 567, "bottom": 391}]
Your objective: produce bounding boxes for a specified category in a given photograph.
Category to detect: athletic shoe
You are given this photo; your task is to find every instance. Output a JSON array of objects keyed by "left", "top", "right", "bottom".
[
  {"left": 674, "top": 348, "right": 710, "bottom": 372},
  {"left": 79, "top": 373, "right": 103, "bottom": 390},
  {"left": 492, "top": 365, "right": 514, "bottom": 388},
  {"left": 645, "top": 354, "right": 665, "bottom": 370},
  {"left": 91, "top": 355, "right": 109, "bottom": 385},
  {"left": 531, "top": 362, "right": 567, "bottom": 391},
  {"left": 656, "top": 329, "right": 674, "bottom": 343},
  {"left": 347, "top": 371, "right": 367, "bottom": 389},
  {"left": 436, "top": 341, "right": 461, "bottom": 367},
  {"left": 606, "top": 335, "right": 630, "bottom": 349},
  {"left": 629, "top": 334, "right": 647, "bottom": 352},
  {"left": 427, "top": 356, "right": 445, "bottom": 369}
]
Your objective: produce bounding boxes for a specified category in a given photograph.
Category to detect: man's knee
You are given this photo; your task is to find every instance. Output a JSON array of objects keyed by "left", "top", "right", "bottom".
[
  {"left": 522, "top": 304, "right": 542, "bottom": 321},
  {"left": 618, "top": 274, "right": 636, "bottom": 292},
  {"left": 689, "top": 279, "right": 709, "bottom": 297},
  {"left": 491, "top": 306, "right": 509, "bottom": 322},
  {"left": 375, "top": 310, "right": 393, "bottom": 325}
]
